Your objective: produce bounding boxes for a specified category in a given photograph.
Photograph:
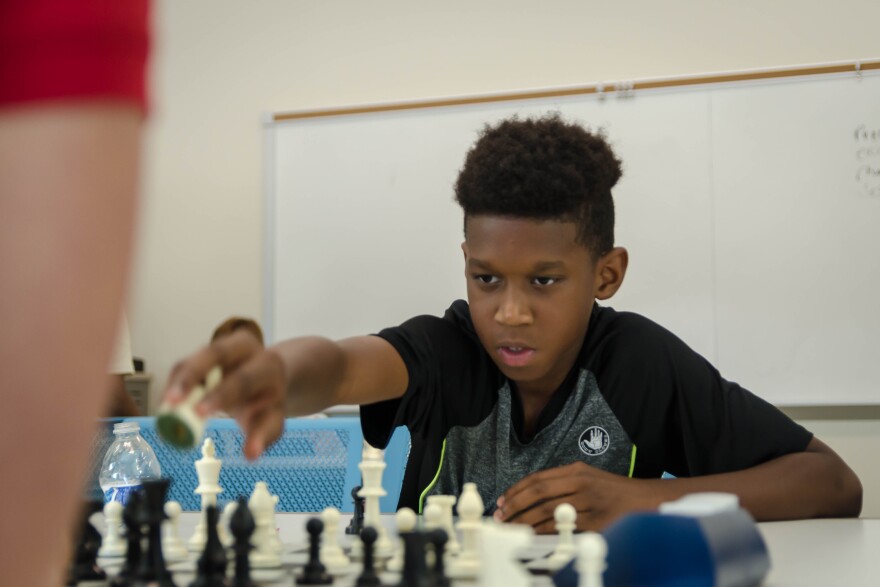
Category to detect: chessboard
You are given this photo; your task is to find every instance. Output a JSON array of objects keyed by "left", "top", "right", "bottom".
[
  {"left": 92, "top": 519, "right": 561, "bottom": 587},
  {"left": 75, "top": 435, "right": 606, "bottom": 586},
  {"left": 76, "top": 482, "right": 604, "bottom": 587}
]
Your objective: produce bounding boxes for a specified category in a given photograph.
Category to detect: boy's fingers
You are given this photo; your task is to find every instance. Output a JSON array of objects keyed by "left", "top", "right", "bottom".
[
  {"left": 499, "top": 464, "right": 575, "bottom": 508},
  {"left": 198, "top": 349, "right": 284, "bottom": 416},
  {"left": 163, "top": 330, "right": 263, "bottom": 405},
  {"left": 531, "top": 511, "right": 596, "bottom": 535},
  {"left": 506, "top": 494, "right": 579, "bottom": 528},
  {"left": 242, "top": 406, "right": 284, "bottom": 461},
  {"left": 499, "top": 471, "right": 584, "bottom": 522}
]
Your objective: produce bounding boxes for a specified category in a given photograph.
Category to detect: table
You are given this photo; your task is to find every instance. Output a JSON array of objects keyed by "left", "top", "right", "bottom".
[
  {"left": 758, "top": 518, "right": 880, "bottom": 586},
  {"left": 168, "top": 514, "right": 878, "bottom": 585}
]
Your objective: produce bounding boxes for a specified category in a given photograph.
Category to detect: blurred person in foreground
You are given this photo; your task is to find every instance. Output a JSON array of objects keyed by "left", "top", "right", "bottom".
[{"left": 0, "top": 1, "right": 151, "bottom": 584}]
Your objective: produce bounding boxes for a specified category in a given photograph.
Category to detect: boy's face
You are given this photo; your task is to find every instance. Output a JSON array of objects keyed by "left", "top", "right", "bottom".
[{"left": 462, "top": 215, "right": 614, "bottom": 396}]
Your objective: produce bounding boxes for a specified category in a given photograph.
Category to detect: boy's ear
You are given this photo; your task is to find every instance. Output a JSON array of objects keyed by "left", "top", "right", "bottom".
[{"left": 594, "top": 247, "right": 628, "bottom": 300}]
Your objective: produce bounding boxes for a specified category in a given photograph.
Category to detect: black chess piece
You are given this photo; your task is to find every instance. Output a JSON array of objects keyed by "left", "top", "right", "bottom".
[
  {"left": 355, "top": 526, "right": 381, "bottom": 587},
  {"left": 132, "top": 478, "right": 177, "bottom": 587},
  {"left": 397, "top": 532, "right": 431, "bottom": 587},
  {"left": 66, "top": 500, "right": 107, "bottom": 586},
  {"left": 297, "top": 517, "right": 332, "bottom": 585},
  {"left": 111, "top": 490, "right": 145, "bottom": 587},
  {"left": 428, "top": 530, "right": 450, "bottom": 587},
  {"left": 345, "top": 485, "right": 365, "bottom": 535},
  {"left": 230, "top": 497, "right": 256, "bottom": 587},
  {"left": 189, "top": 505, "right": 228, "bottom": 587}
]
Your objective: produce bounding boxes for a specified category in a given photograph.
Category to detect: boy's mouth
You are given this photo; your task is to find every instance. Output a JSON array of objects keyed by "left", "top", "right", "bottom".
[{"left": 497, "top": 345, "right": 536, "bottom": 367}]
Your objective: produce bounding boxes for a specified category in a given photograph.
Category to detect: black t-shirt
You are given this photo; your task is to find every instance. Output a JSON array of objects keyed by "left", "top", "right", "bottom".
[{"left": 361, "top": 300, "right": 812, "bottom": 513}]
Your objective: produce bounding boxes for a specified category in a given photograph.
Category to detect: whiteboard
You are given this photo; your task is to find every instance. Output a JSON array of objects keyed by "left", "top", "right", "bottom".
[{"left": 265, "top": 70, "right": 880, "bottom": 406}]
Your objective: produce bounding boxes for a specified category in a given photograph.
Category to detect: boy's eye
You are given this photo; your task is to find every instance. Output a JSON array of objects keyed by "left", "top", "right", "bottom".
[
  {"left": 474, "top": 274, "right": 499, "bottom": 285},
  {"left": 533, "top": 276, "right": 559, "bottom": 286}
]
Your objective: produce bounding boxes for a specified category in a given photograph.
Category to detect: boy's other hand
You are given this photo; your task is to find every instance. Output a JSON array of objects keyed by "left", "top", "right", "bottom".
[
  {"left": 493, "top": 461, "right": 653, "bottom": 533},
  {"left": 162, "top": 329, "right": 286, "bottom": 460}
]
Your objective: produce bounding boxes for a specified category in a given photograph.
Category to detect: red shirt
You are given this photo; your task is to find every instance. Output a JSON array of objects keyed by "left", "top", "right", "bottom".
[{"left": 0, "top": 0, "right": 150, "bottom": 110}]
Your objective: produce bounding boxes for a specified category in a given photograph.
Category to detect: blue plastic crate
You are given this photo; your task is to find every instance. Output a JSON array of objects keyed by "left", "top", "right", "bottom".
[{"left": 88, "top": 417, "right": 409, "bottom": 513}]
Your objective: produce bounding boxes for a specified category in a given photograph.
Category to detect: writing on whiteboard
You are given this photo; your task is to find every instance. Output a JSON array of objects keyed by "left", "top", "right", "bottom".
[{"left": 855, "top": 124, "right": 880, "bottom": 197}]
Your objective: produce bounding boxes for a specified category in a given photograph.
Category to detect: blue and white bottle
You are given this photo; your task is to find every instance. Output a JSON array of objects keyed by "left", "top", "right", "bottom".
[{"left": 98, "top": 421, "right": 162, "bottom": 504}]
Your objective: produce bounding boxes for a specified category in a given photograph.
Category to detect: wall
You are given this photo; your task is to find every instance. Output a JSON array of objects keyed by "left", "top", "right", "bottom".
[{"left": 130, "top": 0, "right": 880, "bottom": 516}]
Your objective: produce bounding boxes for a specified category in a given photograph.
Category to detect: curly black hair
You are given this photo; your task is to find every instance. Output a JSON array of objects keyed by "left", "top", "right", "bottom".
[{"left": 454, "top": 113, "right": 623, "bottom": 256}]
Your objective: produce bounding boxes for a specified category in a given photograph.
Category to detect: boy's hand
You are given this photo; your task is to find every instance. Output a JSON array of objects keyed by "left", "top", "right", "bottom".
[
  {"left": 161, "top": 329, "right": 286, "bottom": 460},
  {"left": 493, "top": 461, "right": 654, "bottom": 533}
]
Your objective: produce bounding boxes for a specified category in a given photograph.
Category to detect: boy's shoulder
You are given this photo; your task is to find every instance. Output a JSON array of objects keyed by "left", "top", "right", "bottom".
[
  {"left": 590, "top": 304, "right": 680, "bottom": 343},
  {"left": 586, "top": 304, "right": 698, "bottom": 368}
]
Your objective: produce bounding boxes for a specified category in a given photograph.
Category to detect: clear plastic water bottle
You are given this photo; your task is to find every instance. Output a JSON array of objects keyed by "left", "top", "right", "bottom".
[{"left": 98, "top": 421, "right": 162, "bottom": 504}]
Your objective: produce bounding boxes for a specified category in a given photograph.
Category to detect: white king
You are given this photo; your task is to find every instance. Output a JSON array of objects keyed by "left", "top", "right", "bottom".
[{"left": 188, "top": 437, "right": 225, "bottom": 550}]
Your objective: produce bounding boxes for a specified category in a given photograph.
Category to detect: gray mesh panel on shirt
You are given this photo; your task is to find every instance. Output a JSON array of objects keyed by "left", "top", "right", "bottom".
[{"left": 428, "top": 369, "right": 634, "bottom": 513}]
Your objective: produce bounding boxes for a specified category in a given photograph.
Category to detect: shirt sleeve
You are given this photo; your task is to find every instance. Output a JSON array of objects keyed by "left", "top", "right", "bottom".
[
  {"left": 0, "top": 0, "right": 150, "bottom": 111},
  {"left": 592, "top": 312, "right": 813, "bottom": 478},
  {"left": 360, "top": 302, "right": 501, "bottom": 449}
]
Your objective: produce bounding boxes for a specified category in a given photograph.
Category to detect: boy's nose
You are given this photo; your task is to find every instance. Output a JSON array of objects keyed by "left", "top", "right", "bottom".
[{"left": 494, "top": 291, "right": 533, "bottom": 326}]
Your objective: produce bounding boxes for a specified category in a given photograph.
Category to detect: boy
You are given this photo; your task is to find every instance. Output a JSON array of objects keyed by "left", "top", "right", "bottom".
[{"left": 163, "top": 114, "right": 862, "bottom": 532}]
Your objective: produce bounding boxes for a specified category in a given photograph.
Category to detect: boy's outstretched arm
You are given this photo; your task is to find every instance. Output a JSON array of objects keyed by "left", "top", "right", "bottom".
[
  {"left": 161, "top": 331, "right": 409, "bottom": 459},
  {"left": 495, "top": 436, "right": 862, "bottom": 533}
]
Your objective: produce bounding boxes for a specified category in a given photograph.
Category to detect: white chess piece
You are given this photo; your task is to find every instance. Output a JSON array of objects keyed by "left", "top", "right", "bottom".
[
  {"left": 448, "top": 482, "right": 483, "bottom": 578},
  {"left": 188, "top": 437, "right": 224, "bottom": 551},
  {"left": 220, "top": 501, "right": 238, "bottom": 549},
  {"left": 423, "top": 501, "right": 445, "bottom": 567},
  {"left": 267, "top": 493, "right": 283, "bottom": 556},
  {"left": 477, "top": 521, "right": 533, "bottom": 587},
  {"left": 576, "top": 532, "right": 607, "bottom": 587},
  {"left": 424, "top": 501, "right": 443, "bottom": 531},
  {"left": 162, "top": 501, "right": 188, "bottom": 563},
  {"left": 319, "top": 507, "right": 351, "bottom": 573},
  {"left": 547, "top": 502, "right": 577, "bottom": 570},
  {"left": 98, "top": 501, "right": 126, "bottom": 557},
  {"left": 357, "top": 442, "right": 393, "bottom": 559},
  {"left": 428, "top": 494, "right": 460, "bottom": 555},
  {"left": 385, "top": 507, "right": 417, "bottom": 572},
  {"left": 249, "top": 481, "right": 281, "bottom": 568}
]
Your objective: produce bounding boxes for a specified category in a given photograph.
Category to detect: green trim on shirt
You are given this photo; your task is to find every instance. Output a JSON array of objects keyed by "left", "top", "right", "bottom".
[
  {"left": 418, "top": 438, "right": 447, "bottom": 514},
  {"left": 628, "top": 444, "right": 637, "bottom": 478}
]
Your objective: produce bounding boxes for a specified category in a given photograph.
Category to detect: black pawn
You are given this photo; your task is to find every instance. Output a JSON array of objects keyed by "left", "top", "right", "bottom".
[
  {"left": 230, "top": 497, "right": 256, "bottom": 587},
  {"left": 397, "top": 532, "right": 430, "bottom": 587},
  {"left": 345, "top": 485, "right": 365, "bottom": 535},
  {"left": 296, "top": 517, "right": 332, "bottom": 585},
  {"left": 428, "top": 530, "right": 450, "bottom": 587},
  {"left": 66, "top": 500, "right": 107, "bottom": 585},
  {"left": 355, "top": 526, "right": 381, "bottom": 587},
  {"left": 189, "top": 505, "right": 227, "bottom": 587},
  {"left": 132, "top": 478, "right": 177, "bottom": 587},
  {"left": 111, "top": 490, "right": 144, "bottom": 587}
]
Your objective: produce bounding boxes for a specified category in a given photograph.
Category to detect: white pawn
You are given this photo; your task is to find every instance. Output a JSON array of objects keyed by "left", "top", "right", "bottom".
[
  {"left": 428, "top": 494, "right": 460, "bottom": 554},
  {"left": 319, "top": 507, "right": 351, "bottom": 573},
  {"left": 162, "top": 501, "right": 188, "bottom": 563},
  {"left": 547, "top": 502, "right": 577, "bottom": 570},
  {"left": 249, "top": 481, "right": 281, "bottom": 568},
  {"left": 576, "top": 532, "right": 607, "bottom": 587},
  {"left": 98, "top": 501, "right": 126, "bottom": 557},
  {"left": 448, "top": 482, "right": 483, "bottom": 578},
  {"left": 385, "top": 507, "right": 417, "bottom": 572}
]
